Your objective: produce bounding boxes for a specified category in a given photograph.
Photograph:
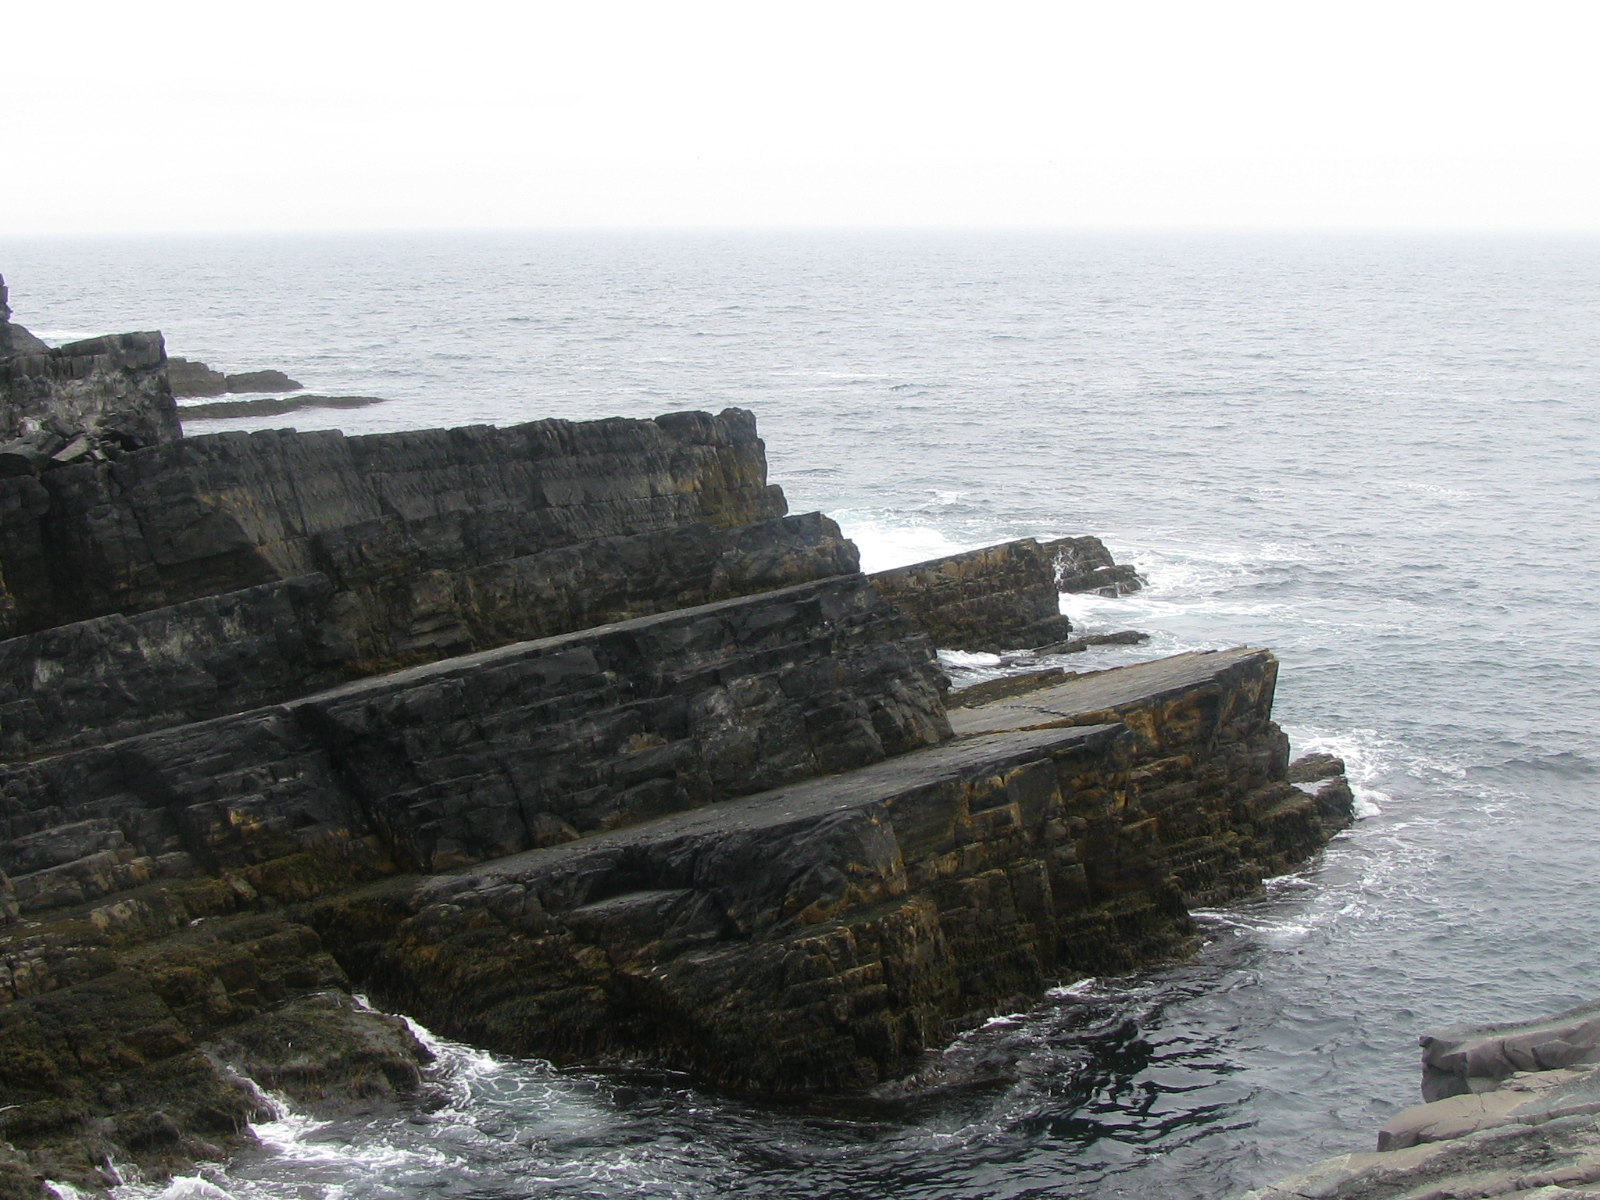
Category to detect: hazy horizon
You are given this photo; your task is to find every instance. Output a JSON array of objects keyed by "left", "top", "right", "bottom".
[{"left": 6, "top": 0, "right": 1597, "bottom": 236}]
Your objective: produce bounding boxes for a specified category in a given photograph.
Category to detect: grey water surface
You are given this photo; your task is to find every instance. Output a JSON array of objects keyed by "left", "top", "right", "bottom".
[{"left": 4, "top": 230, "right": 1597, "bottom": 1199}]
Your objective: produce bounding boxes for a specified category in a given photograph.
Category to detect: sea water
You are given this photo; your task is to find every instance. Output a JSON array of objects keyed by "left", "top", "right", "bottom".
[{"left": 4, "top": 230, "right": 1598, "bottom": 1199}]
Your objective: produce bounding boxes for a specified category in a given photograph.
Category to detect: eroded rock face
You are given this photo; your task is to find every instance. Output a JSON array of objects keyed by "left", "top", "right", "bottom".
[
  {"left": 0, "top": 333, "right": 181, "bottom": 451},
  {"left": 869, "top": 538, "right": 1074, "bottom": 652},
  {"left": 0, "top": 575, "right": 949, "bottom": 912},
  {"left": 0, "top": 513, "right": 859, "bottom": 762},
  {"left": 0, "top": 409, "right": 785, "bottom": 636},
  {"left": 308, "top": 648, "right": 1349, "bottom": 1094}
]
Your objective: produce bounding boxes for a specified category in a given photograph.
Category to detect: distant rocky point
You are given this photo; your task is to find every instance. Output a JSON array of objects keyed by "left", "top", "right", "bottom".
[
  {"left": 178, "top": 394, "right": 387, "bottom": 420},
  {"left": 168, "top": 357, "right": 302, "bottom": 397}
]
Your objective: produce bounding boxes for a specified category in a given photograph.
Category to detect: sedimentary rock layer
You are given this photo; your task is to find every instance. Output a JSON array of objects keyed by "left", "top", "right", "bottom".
[
  {"left": 0, "top": 574, "right": 948, "bottom": 913},
  {"left": 950, "top": 649, "right": 1354, "bottom": 904},
  {"left": 869, "top": 538, "right": 1074, "bottom": 652},
  {"left": 0, "top": 513, "right": 858, "bottom": 762},
  {"left": 306, "top": 647, "right": 1352, "bottom": 1094},
  {"left": 0, "top": 409, "right": 785, "bottom": 637}
]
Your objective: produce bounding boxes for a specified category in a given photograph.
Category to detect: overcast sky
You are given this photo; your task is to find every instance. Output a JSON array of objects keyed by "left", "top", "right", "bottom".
[{"left": 5, "top": 0, "right": 1597, "bottom": 233}]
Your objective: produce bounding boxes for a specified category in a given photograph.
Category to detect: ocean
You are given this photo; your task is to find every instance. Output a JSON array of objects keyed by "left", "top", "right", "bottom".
[{"left": 3, "top": 230, "right": 1598, "bottom": 1199}]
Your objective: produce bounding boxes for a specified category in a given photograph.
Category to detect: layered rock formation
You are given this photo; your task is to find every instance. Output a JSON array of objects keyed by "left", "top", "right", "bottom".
[
  {"left": 0, "top": 409, "right": 788, "bottom": 639},
  {"left": 868, "top": 538, "right": 1074, "bottom": 652},
  {"left": 1242, "top": 1001, "right": 1600, "bottom": 1199},
  {"left": 0, "top": 291, "right": 1352, "bottom": 1195},
  {"left": 867, "top": 535, "right": 1144, "bottom": 653},
  {"left": 315, "top": 649, "right": 1353, "bottom": 1094}
]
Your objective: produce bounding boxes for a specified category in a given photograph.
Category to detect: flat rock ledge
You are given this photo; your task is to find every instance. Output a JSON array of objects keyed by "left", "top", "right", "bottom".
[{"left": 1240, "top": 1001, "right": 1600, "bottom": 1200}]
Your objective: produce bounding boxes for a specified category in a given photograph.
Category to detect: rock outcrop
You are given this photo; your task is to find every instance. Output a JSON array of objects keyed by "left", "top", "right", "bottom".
[
  {"left": 0, "top": 513, "right": 857, "bottom": 762},
  {"left": 867, "top": 536, "right": 1145, "bottom": 653},
  {"left": 0, "top": 334, "right": 181, "bottom": 452},
  {"left": 1045, "top": 534, "right": 1144, "bottom": 595},
  {"left": 167, "top": 358, "right": 228, "bottom": 397},
  {"left": 0, "top": 276, "right": 48, "bottom": 358},
  {"left": 0, "top": 409, "right": 787, "bottom": 638},
  {"left": 179, "top": 394, "right": 386, "bottom": 420},
  {"left": 869, "top": 538, "right": 1074, "bottom": 652},
  {"left": 222, "top": 369, "right": 301, "bottom": 394},
  {"left": 1241, "top": 1000, "right": 1600, "bottom": 1200},
  {"left": 167, "top": 360, "right": 303, "bottom": 398},
  {"left": 311, "top": 650, "right": 1349, "bottom": 1095},
  {"left": 0, "top": 291, "right": 1349, "bottom": 1192}
]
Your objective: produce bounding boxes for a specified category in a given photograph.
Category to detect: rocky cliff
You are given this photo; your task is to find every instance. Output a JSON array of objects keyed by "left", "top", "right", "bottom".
[
  {"left": 0, "top": 409, "right": 788, "bottom": 639},
  {"left": 0, "top": 290, "right": 1353, "bottom": 1196}
]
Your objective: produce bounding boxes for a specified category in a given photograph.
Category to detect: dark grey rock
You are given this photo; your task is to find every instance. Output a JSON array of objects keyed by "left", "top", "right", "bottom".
[
  {"left": 870, "top": 538, "right": 1073, "bottom": 652},
  {"left": 0, "top": 332, "right": 181, "bottom": 451},
  {"left": 0, "top": 574, "right": 948, "bottom": 895},
  {"left": 313, "top": 646, "right": 1338, "bottom": 1094},
  {"left": 1042, "top": 535, "right": 1144, "bottom": 595},
  {"left": 1030, "top": 630, "right": 1151, "bottom": 654},
  {"left": 178, "top": 394, "right": 386, "bottom": 421},
  {"left": 0, "top": 275, "right": 48, "bottom": 358},
  {"left": 167, "top": 358, "right": 228, "bottom": 397},
  {"left": 0, "top": 409, "right": 787, "bottom": 637},
  {"left": 223, "top": 369, "right": 302, "bottom": 393},
  {"left": 1287, "top": 752, "right": 1346, "bottom": 783},
  {"left": 0, "top": 513, "right": 858, "bottom": 763}
]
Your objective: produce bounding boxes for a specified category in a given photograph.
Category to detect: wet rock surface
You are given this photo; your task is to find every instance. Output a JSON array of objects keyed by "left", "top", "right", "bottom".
[{"left": 1043, "top": 534, "right": 1144, "bottom": 595}]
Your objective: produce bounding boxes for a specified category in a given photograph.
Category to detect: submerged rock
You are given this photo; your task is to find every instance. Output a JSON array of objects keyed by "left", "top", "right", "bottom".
[{"left": 178, "top": 393, "right": 386, "bottom": 420}]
